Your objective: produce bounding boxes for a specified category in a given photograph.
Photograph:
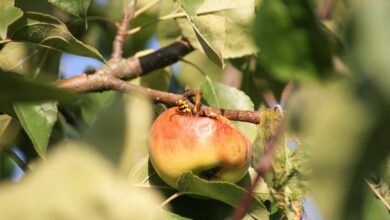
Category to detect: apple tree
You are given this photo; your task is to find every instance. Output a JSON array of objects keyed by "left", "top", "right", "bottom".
[{"left": 0, "top": 0, "right": 390, "bottom": 219}]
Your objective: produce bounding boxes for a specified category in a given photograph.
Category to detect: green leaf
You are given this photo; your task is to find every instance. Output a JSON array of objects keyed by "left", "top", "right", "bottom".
[
  {"left": 0, "top": 114, "right": 20, "bottom": 149},
  {"left": 128, "top": 156, "right": 174, "bottom": 191},
  {"left": 200, "top": 80, "right": 257, "bottom": 142},
  {"left": 0, "top": 42, "right": 61, "bottom": 77},
  {"left": 253, "top": 0, "right": 332, "bottom": 81},
  {"left": 177, "top": 0, "right": 257, "bottom": 67},
  {"left": 177, "top": 172, "right": 267, "bottom": 216},
  {"left": 177, "top": 50, "right": 224, "bottom": 89},
  {"left": 162, "top": 210, "right": 192, "bottom": 220},
  {"left": 8, "top": 12, "right": 104, "bottom": 61},
  {"left": 0, "top": 71, "right": 76, "bottom": 107},
  {"left": 178, "top": 14, "right": 225, "bottom": 68},
  {"left": 0, "top": 3, "right": 22, "bottom": 39},
  {"left": 156, "top": 0, "right": 182, "bottom": 47},
  {"left": 364, "top": 189, "right": 390, "bottom": 220},
  {"left": 14, "top": 101, "right": 58, "bottom": 158},
  {"left": 47, "top": 0, "right": 91, "bottom": 17}
]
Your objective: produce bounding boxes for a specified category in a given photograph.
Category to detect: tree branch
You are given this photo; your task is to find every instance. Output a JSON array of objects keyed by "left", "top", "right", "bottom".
[
  {"left": 316, "top": 0, "right": 337, "bottom": 21},
  {"left": 4, "top": 148, "right": 31, "bottom": 172},
  {"left": 139, "top": 39, "right": 192, "bottom": 73},
  {"left": 55, "top": 38, "right": 261, "bottom": 124},
  {"left": 107, "top": 77, "right": 261, "bottom": 123},
  {"left": 231, "top": 122, "right": 285, "bottom": 219},
  {"left": 112, "top": 0, "right": 137, "bottom": 59}
]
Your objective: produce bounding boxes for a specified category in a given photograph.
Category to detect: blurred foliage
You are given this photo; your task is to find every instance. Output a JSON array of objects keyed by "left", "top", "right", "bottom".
[
  {"left": 0, "top": 0, "right": 389, "bottom": 219},
  {"left": 0, "top": 143, "right": 166, "bottom": 219}
]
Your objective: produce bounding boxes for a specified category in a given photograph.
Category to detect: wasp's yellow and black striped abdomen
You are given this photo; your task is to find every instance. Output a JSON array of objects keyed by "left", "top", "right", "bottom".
[{"left": 176, "top": 98, "right": 192, "bottom": 115}]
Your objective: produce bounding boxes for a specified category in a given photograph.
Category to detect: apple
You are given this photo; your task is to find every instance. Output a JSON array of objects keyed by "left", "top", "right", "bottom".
[{"left": 149, "top": 107, "right": 252, "bottom": 189}]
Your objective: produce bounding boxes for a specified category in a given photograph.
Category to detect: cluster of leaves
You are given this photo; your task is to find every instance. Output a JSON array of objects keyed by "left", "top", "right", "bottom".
[{"left": 0, "top": 0, "right": 390, "bottom": 219}]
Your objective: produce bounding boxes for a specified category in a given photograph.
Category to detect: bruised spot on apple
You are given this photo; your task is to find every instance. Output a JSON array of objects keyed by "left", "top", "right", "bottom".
[{"left": 149, "top": 107, "right": 253, "bottom": 189}]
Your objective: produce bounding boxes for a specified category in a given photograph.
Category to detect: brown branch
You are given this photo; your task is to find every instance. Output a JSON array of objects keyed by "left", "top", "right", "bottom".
[
  {"left": 4, "top": 148, "right": 31, "bottom": 172},
  {"left": 56, "top": 40, "right": 192, "bottom": 90},
  {"left": 139, "top": 39, "right": 192, "bottom": 73},
  {"left": 56, "top": 74, "right": 261, "bottom": 124},
  {"left": 106, "top": 78, "right": 261, "bottom": 124},
  {"left": 316, "top": 0, "right": 337, "bottom": 20},
  {"left": 55, "top": 39, "right": 260, "bottom": 124},
  {"left": 280, "top": 81, "right": 297, "bottom": 108},
  {"left": 231, "top": 122, "right": 285, "bottom": 220},
  {"left": 262, "top": 89, "right": 277, "bottom": 108},
  {"left": 112, "top": 0, "right": 137, "bottom": 59}
]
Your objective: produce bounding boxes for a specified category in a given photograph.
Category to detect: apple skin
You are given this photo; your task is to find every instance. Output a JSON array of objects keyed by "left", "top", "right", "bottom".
[{"left": 149, "top": 107, "right": 252, "bottom": 189}]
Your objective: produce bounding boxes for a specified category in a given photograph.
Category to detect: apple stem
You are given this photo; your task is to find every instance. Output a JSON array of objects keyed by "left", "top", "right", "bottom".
[{"left": 194, "top": 90, "right": 202, "bottom": 114}]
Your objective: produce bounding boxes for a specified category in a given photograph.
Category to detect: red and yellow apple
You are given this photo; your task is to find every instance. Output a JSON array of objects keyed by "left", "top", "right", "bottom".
[{"left": 149, "top": 107, "right": 252, "bottom": 189}]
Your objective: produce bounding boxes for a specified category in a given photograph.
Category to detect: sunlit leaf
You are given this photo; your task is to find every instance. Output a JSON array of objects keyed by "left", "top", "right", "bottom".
[
  {"left": 177, "top": 0, "right": 257, "bottom": 67},
  {"left": 177, "top": 172, "right": 268, "bottom": 218},
  {"left": 201, "top": 80, "right": 257, "bottom": 142},
  {"left": 0, "top": 2, "right": 22, "bottom": 39},
  {"left": 177, "top": 14, "right": 225, "bottom": 68},
  {"left": 0, "top": 42, "right": 61, "bottom": 77},
  {"left": 0, "top": 114, "right": 20, "bottom": 149},
  {"left": 48, "top": 0, "right": 91, "bottom": 17},
  {"left": 8, "top": 12, "right": 104, "bottom": 61},
  {"left": 14, "top": 101, "right": 58, "bottom": 158}
]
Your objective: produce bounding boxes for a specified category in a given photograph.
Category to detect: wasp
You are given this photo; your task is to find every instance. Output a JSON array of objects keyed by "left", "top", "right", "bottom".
[{"left": 176, "top": 98, "right": 192, "bottom": 115}]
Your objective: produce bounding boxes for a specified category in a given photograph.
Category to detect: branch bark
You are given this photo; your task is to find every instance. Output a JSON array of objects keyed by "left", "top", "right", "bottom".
[
  {"left": 231, "top": 122, "right": 285, "bottom": 219},
  {"left": 55, "top": 39, "right": 261, "bottom": 124},
  {"left": 112, "top": 0, "right": 137, "bottom": 59}
]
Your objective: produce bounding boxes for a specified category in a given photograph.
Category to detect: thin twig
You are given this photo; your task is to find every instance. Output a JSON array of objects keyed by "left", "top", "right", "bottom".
[
  {"left": 316, "top": 0, "right": 337, "bottom": 20},
  {"left": 280, "top": 81, "right": 297, "bottom": 108},
  {"left": 365, "top": 178, "right": 390, "bottom": 211},
  {"left": 112, "top": 0, "right": 137, "bottom": 59},
  {"left": 231, "top": 122, "right": 285, "bottom": 220},
  {"left": 133, "top": 0, "right": 160, "bottom": 18},
  {"left": 159, "top": 192, "right": 182, "bottom": 208},
  {"left": 0, "top": 39, "right": 11, "bottom": 44},
  {"left": 3, "top": 148, "right": 31, "bottom": 172},
  {"left": 262, "top": 89, "right": 277, "bottom": 108},
  {"left": 127, "top": 11, "right": 185, "bottom": 35}
]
